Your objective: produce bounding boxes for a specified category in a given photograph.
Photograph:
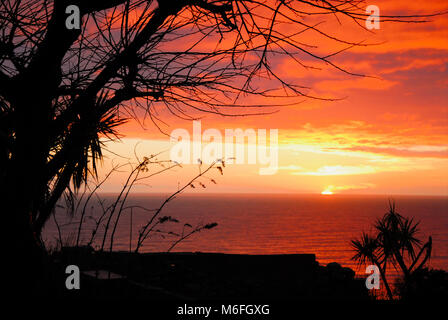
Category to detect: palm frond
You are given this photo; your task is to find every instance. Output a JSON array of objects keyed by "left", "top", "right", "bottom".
[{"left": 351, "top": 232, "right": 379, "bottom": 266}]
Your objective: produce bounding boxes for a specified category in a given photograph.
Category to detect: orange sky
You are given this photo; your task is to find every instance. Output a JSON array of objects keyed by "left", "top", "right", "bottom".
[{"left": 98, "top": 0, "right": 448, "bottom": 195}]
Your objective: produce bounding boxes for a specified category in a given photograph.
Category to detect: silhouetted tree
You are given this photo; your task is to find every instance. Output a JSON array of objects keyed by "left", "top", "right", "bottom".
[
  {"left": 0, "top": 1, "right": 436, "bottom": 290},
  {"left": 351, "top": 202, "right": 433, "bottom": 300}
]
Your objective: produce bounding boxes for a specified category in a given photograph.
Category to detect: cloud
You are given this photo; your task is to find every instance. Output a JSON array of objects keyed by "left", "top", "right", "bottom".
[
  {"left": 292, "top": 165, "right": 376, "bottom": 176},
  {"left": 324, "top": 183, "right": 376, "bottom": 193},
  {"left": 314, "top": 77, "right": 398, "bottom": 92},
  {"left": 337, "top": 145, "right": 448, "bottom": 159},
  {"left": 278, "top": 165, "right": 304, "bottom": 171}
]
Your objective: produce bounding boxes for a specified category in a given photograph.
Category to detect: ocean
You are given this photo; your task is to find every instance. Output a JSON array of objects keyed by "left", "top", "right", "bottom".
[{"left": 44, "top": 194, "right": 448, "bottom": 278}]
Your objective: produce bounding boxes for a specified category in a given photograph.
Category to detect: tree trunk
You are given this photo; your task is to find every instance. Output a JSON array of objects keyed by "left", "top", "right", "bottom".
[
  {"left": 372, "top": 258, "right": 394, "bottom": 300},
  {"left": 2, "top": 91, "right": 52, "bottom": 295},
  {"left": 1, "top": 172, "right": 46, "bottom": 295}
]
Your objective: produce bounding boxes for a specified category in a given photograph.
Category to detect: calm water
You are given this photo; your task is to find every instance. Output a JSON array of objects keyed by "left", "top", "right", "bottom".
[{"left": 44, "top": 194, "right": 448, "bottom": 276}]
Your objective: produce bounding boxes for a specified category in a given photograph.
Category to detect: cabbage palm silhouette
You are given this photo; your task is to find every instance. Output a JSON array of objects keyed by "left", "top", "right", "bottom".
[{"left": 351, "top": 201, "right": 432, "bottom": 300}]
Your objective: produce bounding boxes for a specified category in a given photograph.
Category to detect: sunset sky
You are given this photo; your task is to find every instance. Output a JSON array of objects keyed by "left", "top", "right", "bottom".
[{"left": 99, "top": 0, "right": 448, "bottom": 195}]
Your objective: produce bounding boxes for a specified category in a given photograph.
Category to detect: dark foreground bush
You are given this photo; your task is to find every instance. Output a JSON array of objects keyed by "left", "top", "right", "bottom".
[{"left": 396, "top": 268, "right": 448, "bottom": 301}]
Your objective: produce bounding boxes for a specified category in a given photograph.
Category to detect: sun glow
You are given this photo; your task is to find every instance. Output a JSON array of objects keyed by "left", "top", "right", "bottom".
[{"left": 321, "top": 187, "right": 334, "bottom": 195}]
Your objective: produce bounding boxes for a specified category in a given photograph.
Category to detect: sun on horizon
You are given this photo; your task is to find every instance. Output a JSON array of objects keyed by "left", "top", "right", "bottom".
[{"left": 321, "top": 187, "right": 334, "bottom": 195}]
